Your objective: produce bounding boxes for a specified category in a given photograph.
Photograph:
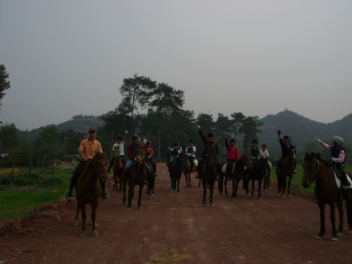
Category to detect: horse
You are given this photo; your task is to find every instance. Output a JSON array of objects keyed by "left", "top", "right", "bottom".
[
  {"left": 112, "top": 148, "right": 124, "bottom": 193},
  {"left": 302, "top": 152, "right": 352, "bottom": 241},
  {"left": 230, "top": 154, "right": 251, "bottom": 199},
  {"left": 122, "top": 148, "right": 147, "bottom": 210},
  {"left": 246, "top": 157, "right": 270, "bottom": 199},
  {"left": 145, "top": 156, "right": 155, "bottom": 198},
  {"left": 276, "top": 145, "right": 296, "bottom": 197},
  {"left": 73, "top": 151, "right": 109, "bottom": 237},
  {"left": 169, "top": 154, "right": 186, "bottom": 194},
  {"left": 263, "top": 160, "right": 272, "bottom": 191},
  {"left": 183, "top": 155, "right": 199, "bottom": 189},
  {"left": 200, "top": 145, "right": 218, "bottom": 207}
]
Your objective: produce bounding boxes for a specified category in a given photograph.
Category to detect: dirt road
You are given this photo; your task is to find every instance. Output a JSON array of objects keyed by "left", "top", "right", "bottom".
[{"left": 1, "top": 163, "right": 351, "bottom": 264}]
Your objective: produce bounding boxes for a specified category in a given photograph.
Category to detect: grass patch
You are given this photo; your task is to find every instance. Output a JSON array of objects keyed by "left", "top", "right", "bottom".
[{"left": 0, "top": 168, "right": 73, "bottom": 227}]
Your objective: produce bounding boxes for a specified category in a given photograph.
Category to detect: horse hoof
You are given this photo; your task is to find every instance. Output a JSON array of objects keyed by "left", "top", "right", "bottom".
[
  {"left": 288, "top": 194, "right": 292, "bottom": 197},
  {"left": 202, "top": 204, "right": 207, "bottom": 207},
  {"left": 210, "top": 204, "right": 214, "bottom": 207},
  {"left": 73, "top": 222, "right": 78, "bottom": 227},
  {"left": 337, "top": 232, "right": 343, "bottom": 236},
  {"left": 139, "top": 207, "right": 143, "bottom": 210},
  {"left": 348, "top": 229, "right": 352, "bottom": 234},
  {"left": 331, "top": 237, "right": 338, "bottom": 241},
  {"left": 282, "top": 195, "right": 286, "bottom": 198},
  {"left": 247, "top": 194, "right": 250, "bottom": 196},
  {"left": 232, "top": 197, "right": 237, "bottom": 200},
  {"left": 264, "top": 190, "right": 267, "bottom": 192},
  {"left": 316, "top": 234, "right": 324, "bottom": 239},
  {"left": 259, "top": 197, "right": 262, "bottom": 200},
  {"left": 80, "top": 233, "right": 86, "bottom": 237},
  {"left": 220, "top": 193, "right": 222, "bottom": 195},
  {"left": 149, "top": 196, "right": 152, "bottom": 199},
  {"left": 92, "top": 232, "right": 98, "bottom": 237},
  {"left": 177, "top": 192, "right": 180, "bottom": 194},
  {"left": 127, "top": 207, "right": 131, "bottom": 211},
  {"left": 277, "top": 194, "right": 280, "bottom": 197},
  {"left": 145, "top": 194, "right": 148, "bottom": 197},
  {"left": 152, "top": 194, "right": 155, "bottom": 197},
  {"left": 189, "top": 186, "right": 192, "bottom": 189}
]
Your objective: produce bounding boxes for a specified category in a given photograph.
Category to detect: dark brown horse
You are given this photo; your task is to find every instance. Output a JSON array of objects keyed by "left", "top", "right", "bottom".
[
  {"left": 183, "top": 156, "right": 200, "bottom": 189},
  {"left": 246, "top": 157, "right": 270, "bottom": 199},
  {"left": 122, "top": 148, "right": 147, "bottom": 210},
  {"left": 302, "top": 152, "right": 352, "bottom": 241},
  {"left": 112, "top": 148, "right": 124, "bottom": 193},
  {"left": 231, "top": 154, "right": 251, "bottom": 199},
  {"left": 170, "top": 154, "right": 186, "bottom": 194},
  {"left": 276, "top": 145, "right": 296, "bottom": 197},
  {"left": 145, "top": 156, "right": 155, "bottom": 198},
  {"left": 201, "top": 145, "right": 218, "bottom": 207},
  {"left": 73, "top": 152, "right": 109, "bottom": 237}
]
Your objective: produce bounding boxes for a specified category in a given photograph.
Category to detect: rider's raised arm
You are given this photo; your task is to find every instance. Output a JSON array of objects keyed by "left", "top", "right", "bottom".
[
  {"left": 225, "top": 138, "right": 230, "bottom": 150},
  {"left": 198, "top": 129, "right": 207, "bottom": 145},
  {"left": 122, "top": 130, "right": 128, "bottom": 143}
]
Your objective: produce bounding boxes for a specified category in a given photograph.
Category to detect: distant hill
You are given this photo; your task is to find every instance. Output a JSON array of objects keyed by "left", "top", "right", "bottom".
[
  {"left": 258, "top": 109, "right": 352, "bottom": 154},
  {"left": 18, "top": 115, "right": 103, "bottom": 140}
]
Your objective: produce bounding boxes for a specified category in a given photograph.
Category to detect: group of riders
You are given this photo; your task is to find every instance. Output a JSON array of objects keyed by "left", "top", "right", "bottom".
[{"left": 64, "top": 125, "right": 351, "bottom": 199}]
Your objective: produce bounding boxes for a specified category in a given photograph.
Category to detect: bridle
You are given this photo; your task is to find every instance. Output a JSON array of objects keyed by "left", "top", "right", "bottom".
[
  {"left": 303, "top": 159, "right": 320, "bottom": 182},
  {"left": 91, "top": 157, "right": 108, "bottom": 180}
]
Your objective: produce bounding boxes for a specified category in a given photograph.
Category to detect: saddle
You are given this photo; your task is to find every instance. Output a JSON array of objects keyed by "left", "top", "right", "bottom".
[
  {"left": 222, "top": 161, "right": 236, "bottom": 173},
  {"left": 187, "top": 158, "right": 198, "bottom": 167}
]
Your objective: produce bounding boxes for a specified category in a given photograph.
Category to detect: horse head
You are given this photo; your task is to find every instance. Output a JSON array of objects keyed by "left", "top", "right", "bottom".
[
  {"left": 178, "top": 152, "right": 187, "bottom": 172},
  {"left": 113, "top": 148, "right": 123, "bottom": 170},
  {"left": 91, "top": 151, "right": 109, "bottom": 182},
  {"left": 205, "top": 145, "right": 217, "bottom": 168},
  {"left": 241, "top": 153, "right": 251, "bottom": 171},
  {"left": 135, "top": 147, "right": 146, "bottom": 170},
  {"left": 302, "top": 151, "right": 319, "bottom": 188}
]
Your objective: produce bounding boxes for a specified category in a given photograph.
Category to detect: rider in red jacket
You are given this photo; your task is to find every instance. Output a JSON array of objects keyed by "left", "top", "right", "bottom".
[{"left": 225, "top": 133, "right": 239, "bottom": 181}]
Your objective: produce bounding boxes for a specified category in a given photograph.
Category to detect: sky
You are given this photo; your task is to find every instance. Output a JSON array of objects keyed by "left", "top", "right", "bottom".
[{"left": 0, "top": 0, "right": 351, "bottom": 130}]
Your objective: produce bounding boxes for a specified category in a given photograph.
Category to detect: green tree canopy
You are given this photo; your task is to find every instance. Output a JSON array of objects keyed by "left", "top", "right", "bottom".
[{"left": 0, "top": 64, "right": 11, "bottom": 111}]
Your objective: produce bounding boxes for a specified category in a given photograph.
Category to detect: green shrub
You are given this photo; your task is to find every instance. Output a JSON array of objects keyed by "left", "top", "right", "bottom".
[
  {"left": 0, "top": 173, "right": 40, "bottom": 186},
  {"left": 41, "top": 178, "right": 63, "bottom": 186}
]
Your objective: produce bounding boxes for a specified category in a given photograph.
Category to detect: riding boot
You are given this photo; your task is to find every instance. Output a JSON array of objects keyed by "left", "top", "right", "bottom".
[{"left": 228, "top": 173, "right": 232, "bottom": 181}]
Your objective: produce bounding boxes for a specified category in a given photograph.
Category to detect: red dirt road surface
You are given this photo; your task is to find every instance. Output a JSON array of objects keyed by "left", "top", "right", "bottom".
[{"left": 1, "top": 163, "right": 351, "bottom": 264}]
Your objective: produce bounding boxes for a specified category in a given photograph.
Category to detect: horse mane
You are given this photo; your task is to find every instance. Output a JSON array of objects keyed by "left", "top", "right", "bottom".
[{"left": 304, "top": 152, "right": 330, "bottom": 167}]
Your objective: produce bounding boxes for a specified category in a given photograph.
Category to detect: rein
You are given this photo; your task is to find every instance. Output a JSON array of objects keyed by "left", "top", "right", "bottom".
[
  {"left": 303, "top": 159, "right": 320, "bottom": 181},
  {"left": 92, "top": 158, "right": 108, "bottom": 180}
]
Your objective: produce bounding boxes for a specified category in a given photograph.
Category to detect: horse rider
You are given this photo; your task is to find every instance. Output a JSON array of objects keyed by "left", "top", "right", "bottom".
[
  {"left": 167, "top": 143, "right": 181, "bottom": 171},
  {"left": 144, "top": 140, "right": 158, "bottom": 177},
  {"left": 125, "top": 134, "right": 151, "bottom": 186},
  {"left": 225, "top": 133, "right": 239, "bottom": 181},
  {"left": 260, "top": 144, "right": 272, "bottom": 175},
  {"left": 315, "top": 136, "right": 351, "bottom": 190},
  {"left": 108, "top": 130, "right": 128, "bottom": 173},
  {"left": 249, "top": 140, "right": 261, "bottom": 164},
  {"left": 176, "top": 141, "right": 182, "bottom": 152},
  {"left": 195, "top": 125, "right": 220, "bottom": 180},
  {"left": 186, "top": 140, "right": 196, "bottom": 172},
  {"left": 64, "top": 127, "right": 109, "bottom": 199},
  {"left": 277, "top": 130, "right": 297, "bottom": 174}
]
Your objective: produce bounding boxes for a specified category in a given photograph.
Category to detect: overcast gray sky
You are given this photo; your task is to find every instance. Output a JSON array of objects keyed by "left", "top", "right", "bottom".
[{"left": 0, "top": 0, "right": 351, "bottom": 130}]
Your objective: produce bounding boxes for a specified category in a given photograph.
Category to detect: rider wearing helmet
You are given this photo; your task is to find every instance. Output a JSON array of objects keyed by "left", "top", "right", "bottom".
[
  {"left": 186, "top": 140, "right": 197, "bottom": 172},
  {"left": 195, "top": 125, "right": 220, "bottom": 181},
  {"left": 145, "top": 140, "right": 157, "bottom": 176},
  {"left": 125, "top": 134, "right": 150, "bottom": 186},
  {"left": 224, "top": 133, "right": 239, "bottom": 181},
  {"left": 315, "top": 136, "right": 350, "bottom": 190},
  {"left": 249, "top": 139, "right": 261, "bottom": 165},
  {"left": 167, "top": 143, "right": 181, "bottom": 172},
  {"left": 64, "top": 127, "right": 109, "bottom": 199},
  {"left": 108, "top": 131, "right": 128, "bottom": 173},
  {"left": 277, "top": 130, "right": 297, "bottom": 174}
]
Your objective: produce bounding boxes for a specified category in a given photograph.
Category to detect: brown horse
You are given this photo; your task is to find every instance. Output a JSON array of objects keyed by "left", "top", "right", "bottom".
[
  {"left": 231, "top": 154, "right": 251, "bottom": 199},
  {"left": 73, "top": 152, "right": 109, "bottom": 237},
  {"left": 302, "top": 152, "right": 352, "bottom": 241},
  {"left": 122, "top": 148, "right": 147, "bottom": 210},
  {"left": 276, "top": 145, "right": 296, "bottom": 197},
  {"left": 183, "top": 156, "right": 200, "bottom": 189},
  {"left": 201, "top": 145, "right": 218, "bottom": 207},
  {"left": 112, "top": 148, "right": 124, "bottom": 193},
  {"left": 145, "top": 156, "right": 155, "bottom": 198}
]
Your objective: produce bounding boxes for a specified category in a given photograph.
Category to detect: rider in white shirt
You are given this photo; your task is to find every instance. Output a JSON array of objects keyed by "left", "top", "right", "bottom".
[
  {"left": 260, "top": 144, "right": 271, "bottom": 175},
  {"left": 108, "top": 131, "right": 128, "bottom": 173}
]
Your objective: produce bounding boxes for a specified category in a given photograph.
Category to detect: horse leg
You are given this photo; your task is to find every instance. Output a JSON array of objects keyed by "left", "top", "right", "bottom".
[
  {"left": 189, "top": 172, "right": 192, "bottom": 189},
  {"left": 177, "top": 175, "right": 181, "bottom": 194},
  {"left": 258, "top": 177, "right": 262, "bottom": 199},
  {"left": 281, "top": 175, "right": 286, "bottom": 197},
  {"left": 73, "top": 205, "right": 80, "bottom": 227},
  {"left": 80, "top": 204, "right": 87, "bottom": 237},
  {"left": 277, "top": 171, "right": 281, "bottom": 196},
  {"left": 210, "top": 182, "right": 214, "bottom": 207},
  {"left": 138, "top": 185, "right": 144, "bottom": 209},
  {"left": 287, "top": 175, "right": 292, "bottom": 197},
  {"left": 202, "top": 181, "right": 207, "bottom": 206},
  {"left": 225, "top": 176, "right": 228, "bottom": 195},
  {"left": 316, "top": 202, "right": 326, "bottom": 239},
  {"left": 346, "top": 198, "right": 352, "bottom": 233},
  {"left": 251, "top": 179, "right": 255, "bottom": 198},
  {"left": 329, "top": 202, "right": 338, "bottom": 241},
  {"left": 232, "top": 178, "right": 236, "bottom": 199},
  {"left": 198, "top": 178, "right": 201, "bottom": 187},
  {"left": 336, "top": 200, "right": 344, "bottom": 236},
  {"left": 91, "top": 202, "right": 98, "bottom": 237},
  {"left": 122, "top": 182, "right": 127, "bottom": 205},
  {"left": 113, "top": 175, "right": 116, "bottom": 191},
  {"left": 119, "top": 175, "right": 122, "bottom": 193},
  {"left": 218, "top": 174, "right": 223, "bottom": 195},
  {"left": 127, "top": 185, "right": 134, "bottom": 210}
]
